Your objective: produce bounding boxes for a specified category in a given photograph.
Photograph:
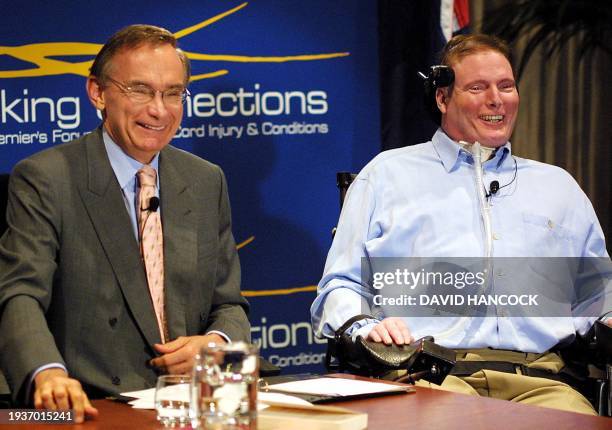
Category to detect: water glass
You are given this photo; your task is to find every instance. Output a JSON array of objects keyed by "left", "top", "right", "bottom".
[
  {"left": 190, "top": 342, "right": 259, "bottom": 429},
  {"left": 155, "top": 375, "right": 191, "bottom": 427}
]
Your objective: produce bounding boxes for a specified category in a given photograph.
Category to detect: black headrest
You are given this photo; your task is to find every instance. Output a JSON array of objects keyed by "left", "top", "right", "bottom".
[{"left": 418, "top": 65, "right": 455, "bottom": 125}]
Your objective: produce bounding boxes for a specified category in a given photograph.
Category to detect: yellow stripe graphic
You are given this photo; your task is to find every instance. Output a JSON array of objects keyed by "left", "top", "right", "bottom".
[
  {"left": 236, "top": 235, "right": 255, "bottom": 250},
  {"left": 0, "top": 3, "right": 350, "bottom": 81},
  {"left": 174, "top": 2, "right": 249, "bottom": 39},
  {"left": 242, "top": 285, "right": 317, "bottom": 297}
]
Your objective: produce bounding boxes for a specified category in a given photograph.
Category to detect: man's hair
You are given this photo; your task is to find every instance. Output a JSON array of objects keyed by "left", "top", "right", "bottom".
[
  {"left": 440, "top": 33, "right": 513, "bottom": 74},
  {"left": 90, "top": 24, "right": 191, "bottom": 85}
]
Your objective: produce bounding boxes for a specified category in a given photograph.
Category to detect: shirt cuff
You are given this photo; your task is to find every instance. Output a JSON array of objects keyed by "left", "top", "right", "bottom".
[
  {"left": 349, "top": 320, "right": 380, "bottom": 342},
  {"left": 25, "top": 363, "right": 67, "bottom": 405},
  {"left": 205, "top": 330, "right": 231, "bottom": 344}
]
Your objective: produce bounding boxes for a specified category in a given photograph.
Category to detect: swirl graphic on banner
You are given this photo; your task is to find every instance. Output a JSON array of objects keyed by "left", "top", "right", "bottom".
[{"left": 0, "top": 2, "right": 349, "bottom": 81}]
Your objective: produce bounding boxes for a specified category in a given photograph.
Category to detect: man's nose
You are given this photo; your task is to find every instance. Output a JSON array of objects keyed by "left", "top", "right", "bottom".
[
  {"left": 147, "top": 92, "right": 169, "bottom": 117},
  {"left": 486, "top": 87, "right": 503, "bottom": 108}
]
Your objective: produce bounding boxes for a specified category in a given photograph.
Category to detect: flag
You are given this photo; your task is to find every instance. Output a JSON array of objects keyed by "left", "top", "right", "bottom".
[{"left": 440, "top": 0, "right": 471, "bottom": 42}]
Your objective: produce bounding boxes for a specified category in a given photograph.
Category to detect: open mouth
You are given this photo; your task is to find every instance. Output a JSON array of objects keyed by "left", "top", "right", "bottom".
[{"left": 479, "top": 114, "right": 504, "bottom": 124}]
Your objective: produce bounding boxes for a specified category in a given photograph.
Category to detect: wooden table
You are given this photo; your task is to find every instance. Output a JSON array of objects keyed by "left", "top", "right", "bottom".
[{"left": 4, "top": 384, "right": 609, "bottom": 430}]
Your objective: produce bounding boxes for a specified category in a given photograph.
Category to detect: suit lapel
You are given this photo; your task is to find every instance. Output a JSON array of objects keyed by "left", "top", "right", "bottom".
[
  {"left": 78, "top": 130, "right": 162, "bottom": 347},
  {"left": 159, "top": 148, "right": 196, "bottom": 340}
]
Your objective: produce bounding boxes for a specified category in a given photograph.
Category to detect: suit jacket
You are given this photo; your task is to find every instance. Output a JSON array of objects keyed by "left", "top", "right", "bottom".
[{"left": 0, "top": 128, "right": 250, "bottom": 402}]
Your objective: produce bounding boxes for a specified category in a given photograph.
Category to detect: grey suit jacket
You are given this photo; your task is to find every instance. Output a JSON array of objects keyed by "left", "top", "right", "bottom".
[{"left": 0, "top": 128, "right": 249, "bottom": 402}]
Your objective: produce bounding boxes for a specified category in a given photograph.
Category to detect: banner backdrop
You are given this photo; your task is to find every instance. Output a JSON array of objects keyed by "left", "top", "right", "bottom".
[{"left": 0, "top": 1, "right": 380, "bottom": 373}]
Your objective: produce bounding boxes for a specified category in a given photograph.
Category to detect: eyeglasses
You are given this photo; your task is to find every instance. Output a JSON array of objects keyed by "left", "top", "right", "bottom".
[{"left": 105, "top": 77, "right": 190, "bottom": 105}]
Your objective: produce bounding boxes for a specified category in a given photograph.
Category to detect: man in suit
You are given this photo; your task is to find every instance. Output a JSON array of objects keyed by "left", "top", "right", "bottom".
[{"left": 0, "top": 25, "right": 250, "bottom": 422}]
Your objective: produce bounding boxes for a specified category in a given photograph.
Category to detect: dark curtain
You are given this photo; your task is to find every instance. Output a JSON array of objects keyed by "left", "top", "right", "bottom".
[
  {"left": 472, "top": 0, "right": 612, "bottom": 250},
  {"left": 378, "top": 0, "right": 445, "bottom": 151}
]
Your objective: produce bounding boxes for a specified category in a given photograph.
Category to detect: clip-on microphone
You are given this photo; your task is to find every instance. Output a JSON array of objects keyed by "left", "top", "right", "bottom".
[
  {"left": 487, "top": 180, "right": 500, "bottom": 198},
  {"left": 145, "top": 196, "right": 160, "bottom": 212}
]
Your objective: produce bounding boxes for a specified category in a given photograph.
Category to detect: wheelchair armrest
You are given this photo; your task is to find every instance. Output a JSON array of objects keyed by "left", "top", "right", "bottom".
[{"left": 593, "top": 320, "right": 612, "bottom": 363}]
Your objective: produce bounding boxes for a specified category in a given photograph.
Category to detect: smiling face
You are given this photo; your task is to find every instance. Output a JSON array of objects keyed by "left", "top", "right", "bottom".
[
  {"left": 87, "top": 43, "right": 185, "bottom": 163},
  {"left": 436, "top": 50, "right": 519, "bottom": 148}
]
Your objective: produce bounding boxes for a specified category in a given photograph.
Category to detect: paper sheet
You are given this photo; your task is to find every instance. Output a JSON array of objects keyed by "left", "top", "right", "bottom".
[
  {"left": 268, "top": 377, "right": 407, "bottom": 396},
  {"left": 120, "top": 385, "right": 313, "bottom": 410}
]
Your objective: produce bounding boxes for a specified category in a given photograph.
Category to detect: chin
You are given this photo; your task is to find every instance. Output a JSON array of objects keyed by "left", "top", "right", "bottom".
[
  {"left": 479, "top": 134, "right": 510, "bottom": 148},
  {"left": 480, "top": 141, "right": 506, "bottom": 148}
]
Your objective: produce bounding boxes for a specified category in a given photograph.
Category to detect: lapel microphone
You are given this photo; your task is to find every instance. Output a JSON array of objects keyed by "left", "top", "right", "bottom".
[
  {"left": 146, "top": 196, "right": 160, "bottom": 212},
  {"left": 488, "top": 181, "right": 500, "bottom": 196},
  {"left": 484, "top": 155, "right": 518, "bottom": 199}
]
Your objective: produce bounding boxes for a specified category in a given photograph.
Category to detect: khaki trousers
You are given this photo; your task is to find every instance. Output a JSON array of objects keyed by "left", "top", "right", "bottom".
[{"left": 414, "top": 349, "right": 596, "bottom": 416}]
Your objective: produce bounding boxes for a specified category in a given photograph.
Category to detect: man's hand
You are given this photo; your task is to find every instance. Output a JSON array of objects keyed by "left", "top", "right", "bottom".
[
  {"left": 151, "top": 334, "right": 226, "bottom": 374},
  {"left": 33, "top": 368, "right": 98, "bottom": 424},
  {"left": 366, "top": 317, "right": 413, "bottom": 345}
]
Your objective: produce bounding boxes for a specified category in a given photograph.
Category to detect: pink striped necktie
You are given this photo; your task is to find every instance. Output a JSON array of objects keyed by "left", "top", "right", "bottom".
[{"left": 137, "top": 165, "right": 167, "bottom": 343}]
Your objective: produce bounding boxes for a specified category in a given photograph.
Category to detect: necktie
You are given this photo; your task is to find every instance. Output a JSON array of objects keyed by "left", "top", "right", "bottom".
[{"left": 137, "top": 165, "right": 167, "bottom": 343}]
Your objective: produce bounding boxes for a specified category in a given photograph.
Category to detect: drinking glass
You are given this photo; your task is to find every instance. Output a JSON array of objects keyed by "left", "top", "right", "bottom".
[
  {"left": 190, "top": 342, "right": 259, "bottom": 429},
  {"left": 155, "top": 374, "right": 191, "bottom": 427}
]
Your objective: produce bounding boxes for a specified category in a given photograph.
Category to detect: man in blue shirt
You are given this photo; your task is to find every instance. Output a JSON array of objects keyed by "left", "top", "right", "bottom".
[{"left": 311, "top": 34, "right": 610, "bottom": 414}]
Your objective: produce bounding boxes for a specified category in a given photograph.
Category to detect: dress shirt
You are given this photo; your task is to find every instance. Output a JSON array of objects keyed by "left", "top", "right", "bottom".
[
  {"left": 102, "top": 129, "right": 160, "bottom": 241},
  {"left": 103, "top": 128, "right": 230, "bottom": 343},
  {"left": 311, "top": 128, "right": 610, "bottom": 353}
]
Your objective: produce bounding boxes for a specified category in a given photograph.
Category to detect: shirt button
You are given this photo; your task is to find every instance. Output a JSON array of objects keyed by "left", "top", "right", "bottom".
[
  {"left": 547, "top": 219, "right": 554, "bottom": 229},
  {"left": 493, "top": 233, "right": 500, "bottom": 240},
  {"left": 108, "top": 317, "right": 118, "bottom": 328},
  {"left": 111, "top": 376, "right": 121, "bottom": 386}
]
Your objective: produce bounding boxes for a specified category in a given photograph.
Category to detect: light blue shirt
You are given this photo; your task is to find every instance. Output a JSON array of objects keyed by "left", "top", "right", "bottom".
[
  {"left": 102, "top": 129, "right": 160, "bottom": 240},
  {"left": 311, "top": 128, "right": 610, "bottom": 353}
]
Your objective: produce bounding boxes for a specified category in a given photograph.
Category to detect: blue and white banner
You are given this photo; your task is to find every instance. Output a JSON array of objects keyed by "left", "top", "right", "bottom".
[{"left": 1, "top": 1, "right": 380, "bottom": 373}]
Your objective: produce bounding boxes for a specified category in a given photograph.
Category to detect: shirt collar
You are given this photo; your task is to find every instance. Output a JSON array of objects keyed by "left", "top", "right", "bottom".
[
  {"left": 432, "top": 127, "right": 512, "bottom": 172},
  {"left": 102, "top": 128, "right": 160, "bottom": 191}
]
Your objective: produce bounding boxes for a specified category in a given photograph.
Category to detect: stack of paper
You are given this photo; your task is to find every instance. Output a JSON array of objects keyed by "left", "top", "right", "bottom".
[
  {"left": 265, "top": 377, "right": 411, "bottom": 398},
  {"left": 120, "top": 377, "right": 416, "bottom": 430}
]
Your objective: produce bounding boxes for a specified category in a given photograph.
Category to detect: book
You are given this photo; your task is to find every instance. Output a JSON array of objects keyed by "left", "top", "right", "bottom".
[{"left": 258, "top": 403, "right": 367, "bottom": 430}]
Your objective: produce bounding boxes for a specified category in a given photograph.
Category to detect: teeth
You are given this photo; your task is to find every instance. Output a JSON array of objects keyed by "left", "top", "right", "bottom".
[
  {"left": 141, "top": 123, "right": 164, "bottom": 131},
  {"left": 480, "top": 115, "right": 503, "bottom": 123}
]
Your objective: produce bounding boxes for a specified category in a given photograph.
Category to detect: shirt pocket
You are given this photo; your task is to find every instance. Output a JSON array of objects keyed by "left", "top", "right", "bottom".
[{"left": 521, "top": 212, "right": 576, "bottom": 255}]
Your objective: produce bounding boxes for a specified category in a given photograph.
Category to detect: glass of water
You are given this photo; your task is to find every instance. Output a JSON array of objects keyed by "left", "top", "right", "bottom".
[
  {"left": 155, "top": 375, "right": 191, "bottom": 427},
  {"left": 190, "top": 342, "right": 259, "bottom": 430}
]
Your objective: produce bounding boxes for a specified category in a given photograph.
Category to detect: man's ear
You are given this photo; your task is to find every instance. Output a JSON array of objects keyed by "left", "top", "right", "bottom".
[
  {"left": 435, "top": 87, "right": 448, "bottom": 114},
  {"left": 86, "top": 76, "right": 106, "bottom": 111}
]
